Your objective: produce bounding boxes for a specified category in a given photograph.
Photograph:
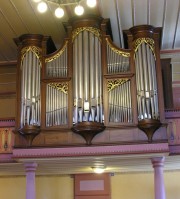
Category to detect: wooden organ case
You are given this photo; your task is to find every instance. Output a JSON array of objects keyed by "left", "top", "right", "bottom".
[{"left": 14, "top": 16, "right": 166, "bottom": 147}]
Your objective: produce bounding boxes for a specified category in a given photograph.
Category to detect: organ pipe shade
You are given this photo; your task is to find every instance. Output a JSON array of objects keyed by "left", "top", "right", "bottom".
[
  {"left": 73, "top": 30, "right": 103, "bottom": 124},
  {"left": 20, "top": 47, "right": 41, "bottom": 127},
  {"left": 134, "top": 40, "right": 159, "bottom": 121}
]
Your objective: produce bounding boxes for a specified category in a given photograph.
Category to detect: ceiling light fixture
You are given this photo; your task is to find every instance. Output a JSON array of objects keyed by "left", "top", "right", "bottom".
[
  {"left": 92, "top": 166, "right": 106, "bottom": 174},
  {"left": 33, "top": 0, "right": 97, "bottom": 18},
  {"left": 55, "top": 7, "right": 64, "bottom": 18},
  {"left": 74, "top": 4, "right": 84, "bottom": 16},
  {"left": 33, "top": 0, "right": 41, "bottom": 2},
  {"left": 86, "top": 0, "right": 96, "bottom": 8},
  {"left": 37, "top": 1, "right": 48, "bottom": 13}
]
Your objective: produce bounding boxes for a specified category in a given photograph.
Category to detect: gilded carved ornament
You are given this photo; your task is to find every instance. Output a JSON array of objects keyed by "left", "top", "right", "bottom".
[
  {"left": 106, "top": 38, "right": 130, "bottom": 57},
  {"left": 107, "top": 79, "right": 129, "bottom": 92},
  {"left": 45, "top": 41, "right": 68, "bottom": 62},
  {"left": 21, "top": 46, "right": 41, "bottom": 67},
  {"left": 48, "top": 82, "right": 68, "bottom": 94},
  {"left": 72, "top": 27, "right": 101, "bottom": 42},
  {"left": 133, "top": 37, "right": 156, "bottom": 59}
]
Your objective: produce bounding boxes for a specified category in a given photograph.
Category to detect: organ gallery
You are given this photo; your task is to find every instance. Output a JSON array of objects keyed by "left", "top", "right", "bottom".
[{"left": 14, "top": 15, "right": 166, "bottom": 147}]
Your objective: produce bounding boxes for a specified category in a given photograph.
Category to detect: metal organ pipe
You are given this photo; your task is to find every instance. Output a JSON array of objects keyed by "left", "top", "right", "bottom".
[
  {"left": 150, "top": 50, "right": 159, "bottom": 119},
  {"left": 142, "top": 43, "right": 149, "bottom": 93},
  {"left": 98, "top": 39, "right": 103, "bottom": 123},
  {"left": 89, "top": 33, "right": 96, "bottom": 121},
  {"left": 73, "top": 36, "right": 78, "bottom": 124},
  {"left": 77, "top": 32, "right": 83, "bottom": 122},
  {"left": 135, "top": 53, "right": 143, "bottom": 120},
  {"left": 37, "top": 57, "right": 41, "bottom": 125},
  {"left": 46, "top": 85, "right": 49, "bottom": 126},
  {"left": 142, "top": 43, "right": 151, "bottom": 119},
  {"left": 95, "top": 35, "right": 100, "bottom": 122},
  {"left": 83, "top": 31, "right": 89, "bottom": 102},
  {"left": 127, "top": 80, "right": 132, "bottom": 122},
  {"left": 83, "top": 31, "right": 90, "bottom": 121},
  {"left": 78, "top": 32, "right": 83, "bottom": 101},
  {"left": 89, "top": 33, "right": 95, "bottom": 100},
  {"left": 146, "top": 46, "right": 154, "bottom": 118},
  {"left": 137, "top": 45, "right": 146, "bottom": 119}
]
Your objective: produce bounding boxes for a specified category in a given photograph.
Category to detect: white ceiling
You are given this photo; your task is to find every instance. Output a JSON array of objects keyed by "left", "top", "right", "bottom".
[{"left": 0, "top": 0, "right": 180, "bottom": 62}]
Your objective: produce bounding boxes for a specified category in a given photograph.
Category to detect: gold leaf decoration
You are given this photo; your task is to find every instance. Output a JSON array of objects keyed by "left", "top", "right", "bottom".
[
  {"left": 45, "top": 41, "right": 68, "bottom": 62},
  {"left": 107, "top": 79, "right": 129, "bottom": 92},
  {"left": 72, "top": 27, "right": 101, "bottom": 42},
  {"left": 134, "top": 37, "right": 155, "bottom": 58},
  {"left": 21, "top": 46, "right": 41, "bottom": 59},
  {"left": 106, "top": 38, "right": 130, "bottom": 57},
  {"left": 48, "top": 82, "right": 68, "bottom": 94}
]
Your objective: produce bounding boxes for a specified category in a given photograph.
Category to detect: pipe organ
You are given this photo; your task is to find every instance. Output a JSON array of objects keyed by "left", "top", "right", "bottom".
[{"left": 14, "top": 16, "right": 165, "bottom": 146}]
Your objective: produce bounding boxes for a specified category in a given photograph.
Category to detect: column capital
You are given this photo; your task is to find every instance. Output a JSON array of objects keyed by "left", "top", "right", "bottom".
[
  {"left": 25, "top": 162, "right": 38, "bottom": 172},
  {"left": 151, "top": 157, "right": 165, "bottom": 168}
]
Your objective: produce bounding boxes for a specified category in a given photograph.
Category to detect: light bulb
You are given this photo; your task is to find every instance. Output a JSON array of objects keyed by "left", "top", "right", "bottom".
[
  {"left": 86, "top": 0, "right": 96, "bottom": 8},
  {"left": 92, "top": 167, "right": 105, "bottom": 174},
  {"left": 37, "top": 1, "right": 47, "bottom": 13},
  {"left": 55, "top": 7, "right": 64, "bottom": 18},
  {"left": 74, "top": 5, "right": 84, "bottom": 16},
  {"left": 32, "top": 0, "right": 41, "bottom": 2}
]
